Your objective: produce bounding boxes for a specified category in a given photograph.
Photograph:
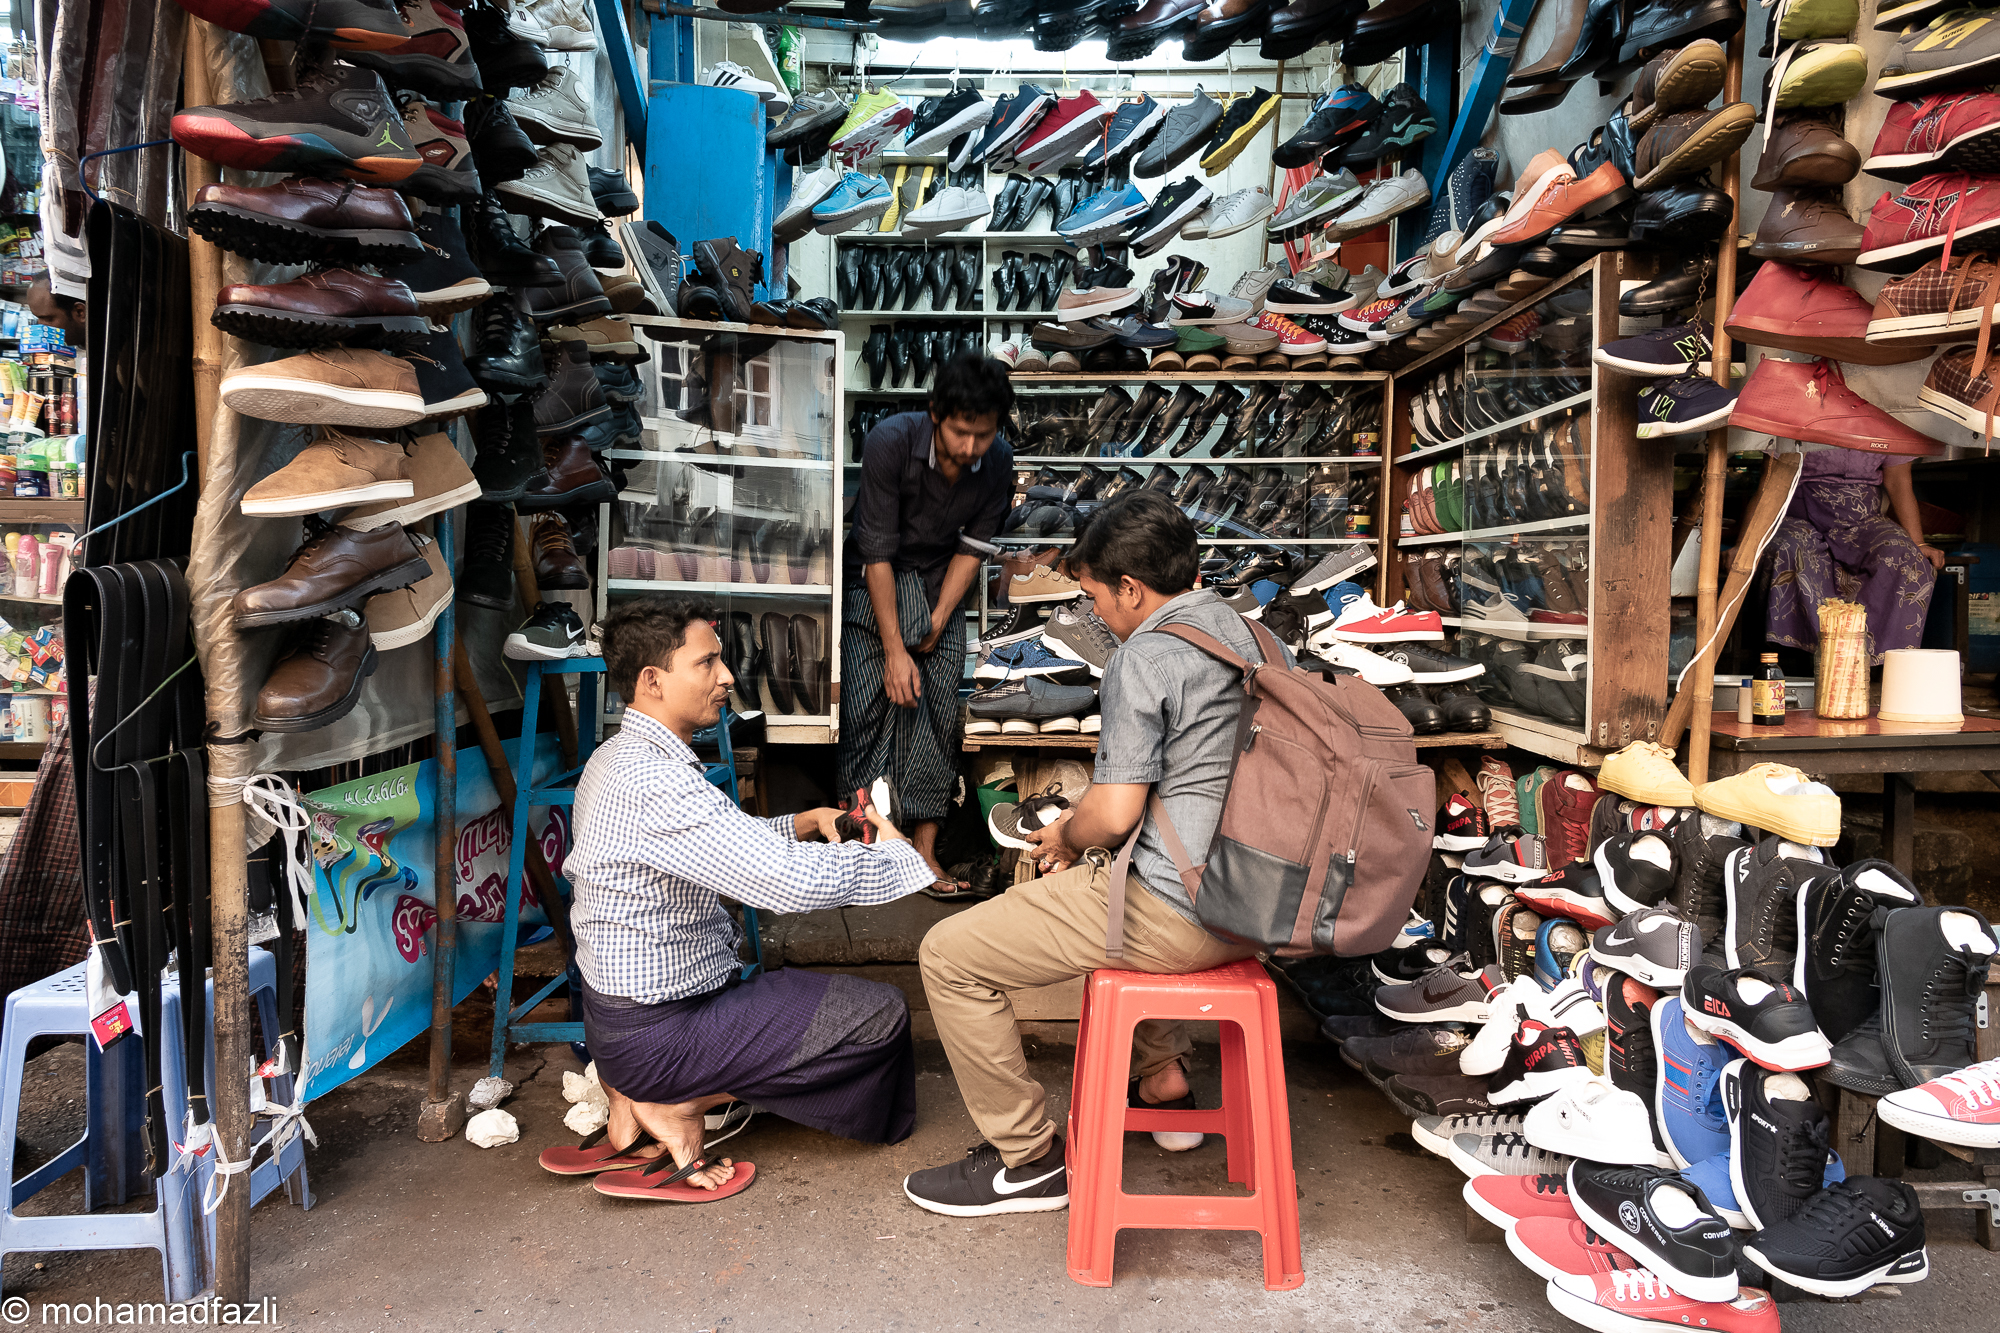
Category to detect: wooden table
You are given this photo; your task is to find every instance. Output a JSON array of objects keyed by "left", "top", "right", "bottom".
[{"left": 1706, "top": 712, "right": 2000, "bottom": 874}]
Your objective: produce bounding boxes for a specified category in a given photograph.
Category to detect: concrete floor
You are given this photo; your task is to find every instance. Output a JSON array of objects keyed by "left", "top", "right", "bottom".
[{"left": 6, "top": 1008, "right": 1999, "bottom": 1332}]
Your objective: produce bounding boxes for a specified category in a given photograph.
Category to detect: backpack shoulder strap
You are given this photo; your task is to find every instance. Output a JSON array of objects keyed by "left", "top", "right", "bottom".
[
  {"left": 1105, "top": 793, "right": 1205, "bottom": 959},
  {"left": 1148, "top": 619, "right": 1270, "bottom": 671}
]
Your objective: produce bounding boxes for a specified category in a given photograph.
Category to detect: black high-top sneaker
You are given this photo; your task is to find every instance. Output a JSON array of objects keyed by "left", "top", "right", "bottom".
[
  {"left": 1795, "top": 860, "right": 1922, "bottom": 1044},
  {"left": 466, "top": 294, "right": 546, "bottom": 391},
  {"left": 1720, "top": 835, "right": 1830, "bottom": 973},
  {"left": 467, "top": 191, "right": 562, "bottom": 287},
  {"left": 171, "top": 62, "right": 422, "bottom": 185},
  {"left": 1881, "top": 906, "right": 1996, "bottom": 1086},
  {"left": 692, "top": 237, "right": 764, "bottom": 324},
  {"left": 465, "top": 97, "right": 539, "bottom": 186},
  {"left": 457, "top": 499, "right": 519, "bottom": 609},
  {"left": 1671, "top": 813, "right": 1749, "bottom": 964}
]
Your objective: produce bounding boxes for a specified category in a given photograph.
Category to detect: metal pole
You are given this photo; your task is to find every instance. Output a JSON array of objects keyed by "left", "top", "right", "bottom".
[
  {"left": 182, "top": 18, "right": 251, "bottom": 1306},
  {"left": 1684, "top": 30, "right": 1744, "bottom": 786},
  {"left": 419, "top": 510, "right": 464, "bottom": 1140}
]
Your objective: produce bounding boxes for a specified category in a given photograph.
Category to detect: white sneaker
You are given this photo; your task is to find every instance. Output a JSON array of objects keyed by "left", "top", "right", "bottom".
[
  {"left": 1184, "top": 186, "right": 1274, "bottom": 240},
  {"left": 523, "top": 0, "right": 596, "bottom": 50},
  {"left": 1459, "top": 976, "right": 1544, "bottom": 1076},
  {"left": 508, "top": 66, "right": 602, "bottom": 150},
  {"left": 904, "top": 185, "right": 991, "bottom": 237},
  {"left": 1523, "top": 1078, "right": 1668, "bottom": 1166},
  {"left": 774, "top": 165, "right": 845, "bottom": 242},
  {"left": 1229, "top": 259, "right": 1288, "bottom": 310},
  {"left": 1302, "top": 636, "right": 1413, "bottom": 687},
  {"left": 1324, "top": 168, "right": 1432, "bottom": 243},
  {"left": 700, "top": 61, "right": 781, "bottom": 102},
  {"left": 1081, "top": 713, "right": 1102, "bottom": 734}
]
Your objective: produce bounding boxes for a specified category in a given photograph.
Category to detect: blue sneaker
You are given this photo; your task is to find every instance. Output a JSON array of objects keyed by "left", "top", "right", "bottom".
[
  {"left": 1421, "top": 145, "right": 1497, "bottom": 245},
  {"left": 1651, "top": 995, "right": 1732, "bottom": 1169},
  {"left": 1057, "top": 181, "right": 1151, "bottom": 243},
  {"left": 972, "top": 637, "right": 1090, "bottom": 684},
  {"left": 810, "top": 171, "right": 893, "bottom": 227},
  {"left": 1248, "top": 578, "right": 1285, "bottom": 606},
  {"left": 1684, "top": 1149, "right": 1843, "bottom": 1230},
  {"left": 1322, "top": 579, "right": 1368, "bottom": 617},
  {"left": 1533, "top": 917, "right": 1589, "bottom": 991}
]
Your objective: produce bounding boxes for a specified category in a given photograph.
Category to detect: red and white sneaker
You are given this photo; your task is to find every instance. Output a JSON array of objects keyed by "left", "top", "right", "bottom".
[
  {"left": 1878, "top": 1055, "right": 2000, "bottom": 1148},
  {"left": 1547, "top": 1270, "right": 1777, "bottom": 1333},
  {"left": 1485, "top": 310, "right": 1542, "bottom": 353},
  {"left": 1337, "top": 292, "right": 1406, "bottom": 334},
  {"left": 1435, "top": 793, "right": 1492, "bottom": 852},
  {"left": 1325, "top": 591, "right": 1444, "bottom": 642},
  {"left": 1859, "top": 174, "right": 2000, "bottom": 272},
  {"left": 1245, "top": 308, "right": 1327, "bottom": 354},
  {"left": 1463, "top": 1171, "right": 1576, "bottom": 1228},
  {"left": 1508, "top": 1217, "right": 1642, "bottom": 1281},
  {"left": 1478, "top": 755, "right": 1521, "bottom": 828},
  {"left": 1865, "top": 92, "right": 2000, "bottom": 184}
]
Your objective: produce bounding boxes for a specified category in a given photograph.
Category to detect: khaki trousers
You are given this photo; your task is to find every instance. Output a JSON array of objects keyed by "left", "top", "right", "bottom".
[{"left": 918, "top": 857, "right": 1257, "bottom": 1167}]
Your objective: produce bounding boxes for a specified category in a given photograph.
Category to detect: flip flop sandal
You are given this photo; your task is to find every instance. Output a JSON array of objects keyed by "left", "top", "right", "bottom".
[
  {"left": 538, "top": 1127, "right": 665, "bottom": 1176},
  {"left": 593, "top": 1155, "right": 758, "bottom": 1202},
  {"left": 918, "top": 878, "right": 981, "bottom": 901}
]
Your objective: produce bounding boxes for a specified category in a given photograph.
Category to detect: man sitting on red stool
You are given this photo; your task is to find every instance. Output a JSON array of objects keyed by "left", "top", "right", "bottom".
[{"left": 904, "top": 491, "right": 1287, "bottom": 1217}]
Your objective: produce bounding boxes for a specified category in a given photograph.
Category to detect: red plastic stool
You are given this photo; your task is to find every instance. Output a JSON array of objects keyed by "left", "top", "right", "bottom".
[{"left": 1063, "top": 958, "right": 1303, "bottom": 1290}]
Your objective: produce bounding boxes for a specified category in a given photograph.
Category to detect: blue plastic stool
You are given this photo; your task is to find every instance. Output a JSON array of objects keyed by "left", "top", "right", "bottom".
[{"left": 0, "top": 949, "right": 309, "bottom": 1299}]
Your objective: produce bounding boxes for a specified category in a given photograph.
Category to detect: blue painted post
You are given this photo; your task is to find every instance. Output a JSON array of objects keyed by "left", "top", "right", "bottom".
[
  {"left": 1429, "top": 0, "right": 1539, "bottom": 193},
  {"left": 593, "top": 0, "right": 649, "bottom": 145},
  {"left": 644, "top": 83, "right": 779, "bottom": 284}
]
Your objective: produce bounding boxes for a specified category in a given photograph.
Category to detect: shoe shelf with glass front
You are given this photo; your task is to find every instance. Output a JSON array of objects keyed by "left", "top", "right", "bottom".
[
  {"left": 597, "top": 315, "right": 843, "bottom": 745},
  {"left": 1385, "top": 251, "right": 1673, "bottom": 765},
  {"left": 0, "top": 502, "right": 79, "bottom": 762}
]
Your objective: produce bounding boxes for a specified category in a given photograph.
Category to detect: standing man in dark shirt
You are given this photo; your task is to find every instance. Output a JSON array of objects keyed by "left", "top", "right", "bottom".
[{"left": 841, "top": 353, "right": 1032, "bottom": 893}]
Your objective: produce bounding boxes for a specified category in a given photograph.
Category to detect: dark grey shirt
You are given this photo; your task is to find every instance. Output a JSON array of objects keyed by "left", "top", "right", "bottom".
[
  {"left": 1092, "top": 588, "right": 1295, "bottom": 926},
  {"left": 842, "top": 411, "right": 1013, "bottom": 605}
]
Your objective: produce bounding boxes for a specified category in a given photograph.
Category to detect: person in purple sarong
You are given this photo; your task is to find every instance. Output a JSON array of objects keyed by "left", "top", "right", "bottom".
[
  {"left": 1765, "top": 447, "right": 1943, "bottom": 663},
  {"left": 560, "top": 596, "right": 934, "bottom": 1197}
]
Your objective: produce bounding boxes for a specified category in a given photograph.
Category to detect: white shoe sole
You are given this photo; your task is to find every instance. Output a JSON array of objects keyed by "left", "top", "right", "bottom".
[
  {"left": 905, "top": 102, "right": 996, "bottom": 156},
  {"left": 496, "top": 179, "right": 602, "bottom": 226},
  {"left": 1589, "top": 942, "right": 1686, "bottom": 992},
  {"left": 369, "top": 586, "right": 451, "bottom": 651},
  {"left": 1635, "top": 401, "right": 1734, "bottom": 438},
  {"left": 510, "top": 109, "right": 602, "bottom": 150},
  {"left": 1462, "top": 860, "right": 1550, "bottom": 885},
  {"left": 1328, "top": 624, "right": 1445, "bottom": 643},
  {"left": 504, "top": 635, "right": 585, "bottom": 661},
  {"left": 1683, "top": 1012, "right": 1830, "bottom": 1072},
  {"left": 1489, "top": 1064, "right": 1594, "bottom": 1106},
  {"left": 902, "top": 1182, "right": 1069, "bottom": 1218},
  {"left": 1051, "top": 289, "right": 1141, "bottom": 322},
  {"left": 422, "top": 387, "right": 490, "bottom": 419},
  {"left": 1433, "top": 833, "right": 1489, "bottom": 852},
  {"left": 1740, "top": 1244, "right": 1928, "bottom": 1298},
  {"left": 831, "top": 106, "right": 912, "bottom": 154},
  {"left": 1035, "top": 629, "right": 1105, "bottom": 677},
  {"left": 1202, "top": 205, "right": 1276, "bottom": 240},
  {"left": 1058, "top": 201, "right": 1152, "bottom": 244},
  {"left": 240, "top": 480, "right": 414, "bottom": 516},
  {"left": 1876, "top": 1093, "right": 2000, "bottom": 1149},
  {"left": 1377, "top": 993, "right": 1491, "bottom": 1025},
  {"left": 1463, "top": 1180, "right": 1544, "bottom": 1230},
  {"left": 342, "top": 477, "right": 484, "bottom": 533},
  {"left": 412, "top": 276, "right": 493, "bottom": 315},
  {"left": 221, "top": 377, "right": 425, "bottom": 429},
  {"left": 812, "top": 197, "right": 893, "bottom": 230},
  {"left": 1017, "top": 112, "right": 1115, "bottom": 167},
  {"left": 987, "top": 808, "right": 1037, "bottom": 850}
]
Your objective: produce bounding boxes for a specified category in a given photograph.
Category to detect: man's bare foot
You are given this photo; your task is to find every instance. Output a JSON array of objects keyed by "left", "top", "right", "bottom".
[
  {"left": 602, "top": 1084, "right": 669, "bottom": 1161},
  {"left": 618, "top": 1088, "right": 741, "bottom": 1189},
  {"left": 912, "top": 819, "right": 963, "bottom": 885},
  {"left": 1136, "top": 1060, "right": 1191, "bottom": 1105}
]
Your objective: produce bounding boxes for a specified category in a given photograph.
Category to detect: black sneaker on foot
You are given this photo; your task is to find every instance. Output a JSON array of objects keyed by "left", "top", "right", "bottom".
[{"left": 903, "top": 1139, "right": 1069, "bottom": 1217}]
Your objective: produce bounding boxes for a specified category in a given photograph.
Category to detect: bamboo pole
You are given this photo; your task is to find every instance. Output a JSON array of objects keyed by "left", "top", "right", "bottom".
[
  {"left": 180, "top": 18, "right": 252, "bottom": 1308},
  {"left": 420, "top": 506, "right": 462, "bottom": 1139},
  {"left": 1684, "top": 30, "right": 1745, "bottom": 786}
]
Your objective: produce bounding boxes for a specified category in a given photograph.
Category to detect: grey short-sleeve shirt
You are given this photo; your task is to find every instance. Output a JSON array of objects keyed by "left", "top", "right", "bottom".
[{"left": 1092, "top": 588, "right": 1294, "bottom": 926}]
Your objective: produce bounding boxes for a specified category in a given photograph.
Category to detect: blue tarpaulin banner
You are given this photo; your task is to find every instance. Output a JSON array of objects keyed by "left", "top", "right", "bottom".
[{"left": 299, "top": 735, "right": 567, "bottom": 1102}]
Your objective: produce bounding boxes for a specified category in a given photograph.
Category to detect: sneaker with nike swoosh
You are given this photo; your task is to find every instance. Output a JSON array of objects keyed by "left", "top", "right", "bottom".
[{"left": 903, "top": 1138, "right": 1069, "bottom": 1217}]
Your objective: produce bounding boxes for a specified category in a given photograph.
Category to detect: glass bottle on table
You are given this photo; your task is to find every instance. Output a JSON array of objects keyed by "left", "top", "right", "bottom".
[{"left": 1751, "top": 652, "right": 1788, "bottom": 727}]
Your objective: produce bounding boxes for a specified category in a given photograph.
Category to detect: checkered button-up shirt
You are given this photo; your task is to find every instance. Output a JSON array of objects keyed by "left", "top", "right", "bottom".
[{"left": 567, "top": 710, "right": 933, "bottom": 1002}]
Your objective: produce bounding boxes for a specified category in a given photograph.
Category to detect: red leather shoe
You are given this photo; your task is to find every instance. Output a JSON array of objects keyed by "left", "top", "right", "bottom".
[
  {"left": 1729, "top": 357, "right": 1946, "bottom": 455},
  {"left": 1724, "top": 261, "right": 1930, "bottom": 365}
]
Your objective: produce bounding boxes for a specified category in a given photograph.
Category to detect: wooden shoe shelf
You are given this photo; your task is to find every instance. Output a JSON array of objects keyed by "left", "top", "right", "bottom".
[{"left": 1384, "top": 251, "right": 1673, "bottom": 766}]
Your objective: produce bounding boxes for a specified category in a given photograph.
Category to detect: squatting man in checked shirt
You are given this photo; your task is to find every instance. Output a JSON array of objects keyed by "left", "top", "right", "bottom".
[{"left": 557, "top": 596, "right": 936, "bottom": 1200}]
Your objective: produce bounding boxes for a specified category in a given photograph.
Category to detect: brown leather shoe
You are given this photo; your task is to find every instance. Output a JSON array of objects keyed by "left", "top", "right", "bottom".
[
  {"left": 240, "top": 430, "right": 417, "bottom": 517},
  {"left": 532, "top": 339, "right": 611, "bottom": 435},
  {"left": 233, "top": 521, "right": 432, "bottom": 628},
  {"left": 345, "top": 430, "right": 483, "bottom": 530},
  {"left": 1749, "top": 187, "right": 1862, "bottom": 265},
  {"left": 1634, "top": 103, "right": 1756, "bottom": 189},
  {"left": 187, "top": 178, "right": 422, "bottom": 266},
  {"left": 1629, "top": 40, "right": 1728, "bottom": 133},
  {"left": 254, "top": 609, "right": 379, "bottom": 733},
  {"left": 1750, "top": 114, "right": 1862, "bottom": 191},
  {"left": 789, "top": 613, "right": 823, "bottom": 714},
  {"left": 530, "top": 513, "right": 590, "bottom": 589},
  {"left": 524, "top": 224, "right": 613, "bottom": 323},
  {"left": 1121, "top": 0, "right": 1208, "bottom": 35},
  {"left": 516, "top": 435, "right": 616, "bottom": 512},
  {"left": 213, "top": 268, "right": 429, "bottom": 347},
  {"left": 761, "top": 611, "right": 796, "bottom": 713}
]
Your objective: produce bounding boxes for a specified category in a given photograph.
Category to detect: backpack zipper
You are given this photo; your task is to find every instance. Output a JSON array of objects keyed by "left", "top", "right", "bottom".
[{"left": 1346, "top": 760, "right": 1381, "bottom": 862}]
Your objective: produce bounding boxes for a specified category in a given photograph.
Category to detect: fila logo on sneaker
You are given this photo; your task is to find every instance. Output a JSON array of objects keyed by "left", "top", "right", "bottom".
[{"left": 1703, "top": 996, "right": 1733, "bottom": 1018}]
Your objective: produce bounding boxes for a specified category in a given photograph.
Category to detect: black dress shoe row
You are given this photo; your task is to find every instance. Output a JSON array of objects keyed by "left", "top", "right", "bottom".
[
  {"left": 991, "top": 249, "right": 1075, "bottom": 313},
  {"left": 860, "top": 321, "right": 987, "bottom": 389},
  {"left": 723, "top": 610, "right": 829, "bottom": 717},
  {"left": 1464, "top": 633, "right": 1590, "bottom": 727},
  {"left": 987, "top": 170, "right": 1094, "bottom": 233},
  {"left": 840, "top": 243, "right": 984, "bottom": 313}
]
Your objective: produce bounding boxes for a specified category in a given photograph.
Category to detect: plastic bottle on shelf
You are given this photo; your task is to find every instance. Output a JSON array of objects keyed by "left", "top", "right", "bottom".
[{"left": 12, "top": 533, "right": 35, "bottom": 598}]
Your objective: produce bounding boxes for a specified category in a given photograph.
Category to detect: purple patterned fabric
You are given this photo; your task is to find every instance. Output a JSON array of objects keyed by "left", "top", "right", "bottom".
[
  {"left": 580, "top": 968, "right": 917, "bottom": 1145},
  {"left": 1766, "top": 479, "right": 1935, "bottom": 662}
]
